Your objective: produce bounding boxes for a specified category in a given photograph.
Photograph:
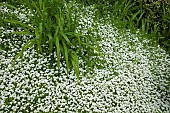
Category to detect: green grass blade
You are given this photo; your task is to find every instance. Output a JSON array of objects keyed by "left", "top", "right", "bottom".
[
  {"left": 11, "top": 31, "right": 33, "bottom": 35},
  {"left": 55, "top": 14, "right": 63, "bottom": 32},
  {"left": 62, "top": 41, "right": 69, "bottom": 75},
  {"left": 47, "top": 33, "right": 53, "bottom": 52},
  {"left": 4, "top": 19, "right": 34, "bottom": 30},
  {"left": 35, "top": 28, "right": 42, "bottom": 53},
  {"left": 137, "top": 12, "right": 144, "bottom": 26},
  {"left": 58, "top": 7, "right": 64, "bottom": 26},
  {"left": 13, "top": 39, "right": 36, "bottom": 63},
  {"left": 55, "top": 33, "right": 60, "bottom": 69},
  {"left": 123, "top": 0, "right": 133, "bottom": 14},
  {"left": 32, "top": 0, "right": 43, "bottom": 18},
  {"left": 131, "top": 10, "right": 140, "bottom": 21},
  {"left": 39, "top": 23, "right": 43, "bottom": 35},
  {"left": 142, "top": 19, "right": 145, "bottom": 33},
  {"left": 70, "top": 52, "right": 79, "bottom": 79},
  {"left": 39, "top": 0, "right": 43, "bottom": 10},
  {"left": 0, "top": 3, "right": 18, "bottom": 10},
  {"left": 60, "top": 32, "right": 71, "bottom": 44}
]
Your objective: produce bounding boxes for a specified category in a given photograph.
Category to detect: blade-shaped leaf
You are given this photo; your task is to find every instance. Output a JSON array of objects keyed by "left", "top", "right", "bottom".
[
  {"left": 47, "top": 33, "right": 53, "bottom": 52},
  {"left": 32, "top": 0, "right": 43, "bottom": 18},
  {"left": 131, "top": 10, "right": 140, "bottom": 21},
  {"left": 39, "top": 0, "right": 43, "bottom": 10},
  {"left": 35, "top": 28, "right": 42, "bottom": 53},
  {"left": 60, "top": 32, "right": 71, "bottom": 44},
  {"left": 4, "top": 19, "right": 34, "bottom": 30},
  {"left": 55, "top": 35, "right": 60, "bottom": 69},
  {"left": 11, "top": 31, "right": 33, "bottom": 35},
  {"left": 70, "top": 51, "right": 79, "bottom": 79},
  {"left": 39, "top": 22, "right": 43, "bottom": 35},
  {"left": 13, "top": 39, "right": 36, "bottom": 62},
  {"left": 142, "top": 19, "right": 145, "bottom": 33},
  {"left": 62, "top": 41, "right": 69, "bottom": 74},
  {"left": 55, "top": 14, "right": 63, "bottom": 32}
]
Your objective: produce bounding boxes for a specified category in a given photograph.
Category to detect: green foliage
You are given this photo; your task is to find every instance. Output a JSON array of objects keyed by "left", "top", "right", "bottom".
[
  {"left": 1, "top": 0, "right": 100, "bottom": 78},
  {"left": 113, "top": 0, "right": 170, "bottom": 54},
  {"left": 80, "top": 0, "right": 170, "bottom": 54}
]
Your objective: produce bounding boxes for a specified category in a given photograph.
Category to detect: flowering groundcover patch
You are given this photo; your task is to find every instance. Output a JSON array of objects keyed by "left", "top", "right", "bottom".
[{"left": 0, "top": 1, "right": 170, "bottom": 113}]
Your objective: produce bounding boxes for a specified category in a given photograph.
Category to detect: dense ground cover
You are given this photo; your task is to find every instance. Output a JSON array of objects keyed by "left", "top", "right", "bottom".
[{"left": 0, "top": 0, "right": 170, "bottom": 113}]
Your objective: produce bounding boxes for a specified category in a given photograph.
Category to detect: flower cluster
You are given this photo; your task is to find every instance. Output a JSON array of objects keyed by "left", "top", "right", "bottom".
[{"left": 0, "top": 2, "right": 170, "bottom": 113}]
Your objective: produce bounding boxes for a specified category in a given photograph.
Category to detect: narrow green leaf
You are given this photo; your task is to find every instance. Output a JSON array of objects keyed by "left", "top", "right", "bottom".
[
  {"left": 137, "top": 12, "right": 144, "bottom": 26},
  {"left": 4, "top": 19, "right": 34, "bottom": 30},
  {"left": 60, "top": 32, "right": 71, "bottom": 44},
  {"left": 55, "top": 14, "right": 63, "bottom": 32},
  {"left": 131, "top": 10, "right": 140, "bottom": 21},
  {"left": 142, "top": 19, "right": 145, "bottom": 33},
  {"left": 58, "top": 7, "right": 64, "bottom": 26},
  {"left": 11, "top": 31, "right": 33, "bottom": 35},
  {"left": 13, "top": 39, "right": 36, "bottom": 63},
  {"left": 55, "top": 34, "right": 60, "bottom": 69},
  {"left": 62, "top": 41, "right": 69, "bottom": 75},
  {"left": 32, "top": 0, "right": 43, "bottom": 18},
  {"left": 71, "top": 59, "right": 79, "bottom": 79},
  {"left": 123, "top": 0, "right": 133, "bottom": 13},
  {"left": 39, "top": 0, "right": 43, "bottom": 10},
  {"left": 0, "top": 3, "right": 17, "bottom": 10},
  {"left": 35, "top": 28, "right": 42, "bottom": 53},
  {"left": 70, "top": 52, "right": 79, "bottom": 79},
  {"left": 39, "top": 23, "right": 43, "bottom": 35},
  {"left": 47, "top": 33, "right": 53, "bottom": 52}
]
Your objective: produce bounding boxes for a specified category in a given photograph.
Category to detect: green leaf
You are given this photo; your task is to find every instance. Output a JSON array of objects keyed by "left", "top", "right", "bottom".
[
  {"left": 47, "top": 33, "right": 53, "bottom": 52},
  {"left": 62, "top": 41, "right": 69, "bottom": 75},
  {"left": 39, "top": 0, "right": 43, "bottom": 10},
  {"left": 131, "top": 10, "right": 140, "bottom": 21},
  {"left": 142, "top": 19, "right": 145, "bottom": 33},
  {"left": 32, "top": 0, "right": 43, "bottom": 18},
  {"left": 11, "top": 31, "right": 33, "bottom": 35},
  {"left": 35, "top": 28, "right": 42, "bottom": 53},
  {"left": 13, "top": 39, "right": 36, "bottom": 63},
  {"left": 60, "top": 32, "right": 71, "bottom": 44},
  {"left": 55, "top": 14, "right": 63, "bottom": 32},
  {"left": 70, "top": 51, "right": 79, "bottom": 79},
  {"left": 55, "top": 32, "right": 60, "bottom": 69},
  {"left": 4, "top": 19, "right": 34, "bottom": 30},
  {"left": 58, "top": 7, "right": 64, "bottom": 26},
  {"left": 39, "top": 23, "right": 43, "bottom": 35},
  {"left": 0, "top": 3, "right": 17, "bottom": 10},
  {"left": 123, "top": 0, "right": 134, "bottom": 14}
]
